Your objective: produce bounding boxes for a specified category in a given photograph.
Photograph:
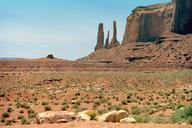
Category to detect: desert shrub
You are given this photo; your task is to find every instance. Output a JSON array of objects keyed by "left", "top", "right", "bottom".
[
  {"left": 15, "top": 101, "right": 30, "bottom": 109},
  {"left": 150, "top": 115, "right": 170, "bottom": 124},
  {"left": 72, "top": 104, "right": 79, "bottom": 110},
  {"left": 93, "top": 99, "right": 101, "bottom": 106},
  {"left": 18, "top": 115, "right": 24, "bottom": 120},
  {"left": 21, "top": 102, "right": 30, "bottom": 109},
  {"left": 12, "top": 118, "right": 16, "bottom": 123},
  {"left": 171, "top": 105, "right": 192, "bottom": 124},
  {"left": 28, "top": 109, "right": 36, "bottom": 119},
  {"left": 121, "top": 100, "right": 127, "bottom": 105},
  {"left": 1, "top": 118, "right": 5, "bottom": 123},
  {"left": 15, "top": 101, "right": 21, "bottom": 108},
  {"left": 131, "top": 106, "right": 141, "bottom": 115},
  {"left": 20, "top": 109, "right": 25, "bottom": 114},
  {"left": 7, "top": 107, "right": 13, "bottom": 113},
  {"left": 62, "top": 100, "right": 68, "bottom": 105},
  {"left": 42, "top": 101, "right": 49, "bottom": 106},
  {"left": 20, "top": 118, "right": 30, "bottom": 125},
  {"left": 85, "top": 110, "right": 98, "bottom": 120},
  {"left": 176, "top": 104, "right": 185, "bottom": 109},
  {"left": 133, "top": 114, "right": 150, "bottom": 123},
  {"left": 61, "top": 104, "right": 69, "bottom": 111},
  {"left": 82, "top": 98, "right": 90, "bottom": 104},
  {"left": 5, "top": 119, "right": 12, "bottom": 126},
  {"left": 0, "top": 92, "right": 6, "bottom": 97},
  {"left": 109, "top": 105, "right": 122, "bottom": 111},
  {"left": 133, "top": 114, "right": 169, "bottom": 124},
  {"left": 75, "top": 92, "right": 80, "bottom": 96},
  {"left": 44, "top": 105, "right": 52, "bottom": 111},
  {"left": 2, "top": 112, "right": 9, "bottom": 118}
]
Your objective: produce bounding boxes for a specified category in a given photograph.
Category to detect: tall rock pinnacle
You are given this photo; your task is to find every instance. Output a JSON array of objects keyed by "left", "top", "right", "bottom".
[
  {"left": 95, "top": 23, "right": 104, "bottom": 51},
  {"left": 105, "top": 31, "right": 110, "bottom": 49},
  {"left": 110, "top": 21, "right": 120, "bottom": 48}
]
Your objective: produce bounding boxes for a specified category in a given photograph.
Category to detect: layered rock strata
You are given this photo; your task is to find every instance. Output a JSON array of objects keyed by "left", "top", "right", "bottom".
[
  {"left": 171, "top": 0, "right": 192, "bottom": 34},
  {"left": 122, "top": 3, "right": 173, "bottom": 44}
]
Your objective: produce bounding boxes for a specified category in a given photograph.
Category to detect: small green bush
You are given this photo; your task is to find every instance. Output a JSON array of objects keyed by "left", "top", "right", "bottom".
[
  {"left": 133, "top": 114, "right": 150, "bottom": 123},
  {"left": 85, "top": 110, "right": 98, "bottom": 120},
  {"left": 61, "top": 104, "right": 69, "bottom": 111},
  {"left": 28, "top": 112, "right": 36, "bottom": 119},
  {"left": 171, "top": 105, "right": 192, "bottom": 124},
  {"left": 131, "top": 106, "right": 141, "bottom": 115},
  {"left": 2, "top": 112, "right": 9, "bottom": 118},
  {"left": 20, "top": 118, "right": 30, "bottom": 125}
]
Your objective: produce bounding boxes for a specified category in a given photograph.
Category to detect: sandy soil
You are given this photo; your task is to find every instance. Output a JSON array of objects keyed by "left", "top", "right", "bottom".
[{"left": 2, "top": 121, "right": 192, "bottom": 128}]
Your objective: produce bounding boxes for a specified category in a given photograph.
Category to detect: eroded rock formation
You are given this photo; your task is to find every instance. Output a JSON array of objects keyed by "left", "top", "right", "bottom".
[
  {"left": 110, "top": 21, "right": 120, "bottom": 48},
  {"left": 122, "top": 3, "right": 173, "bottom": 44},
  {"left": 172, "top": 0, "right": 192, "bottom": 34},
  {"left": 105, "top": 31, "right": 110, "bottom": 49},
  {"left": 47, "top": 54, "right": 54, "bottom": 59},
  {"left": 95, "top": 23, "right": 104, "bottom": 51}
]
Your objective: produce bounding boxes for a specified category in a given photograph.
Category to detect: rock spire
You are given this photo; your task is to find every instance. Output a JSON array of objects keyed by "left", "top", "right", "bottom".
[
  {"left": 95, "top": 23, "right": 104, "bottom": 51},
  {"left": 110, "top": 21, "right": 120, "bottom": 48}
]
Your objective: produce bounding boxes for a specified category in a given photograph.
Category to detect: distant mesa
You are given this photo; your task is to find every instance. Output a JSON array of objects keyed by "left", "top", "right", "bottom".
[{"left": 47, "top": 54, "right": 55, "bottom": 59}]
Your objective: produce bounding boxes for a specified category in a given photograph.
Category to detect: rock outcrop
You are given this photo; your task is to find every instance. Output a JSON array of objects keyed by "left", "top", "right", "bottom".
[
  {"left": 36, "top": 111, "right": 76, "bottom": 124},
  {"left": 98, "top": 111, "right": 117, "bottom": 122},
  {"left": 110, "top": 21, "right": 120, "bottom": 48},
  {"left": 98, "top": 110, "right": 129, "bottom": 122},
  {"left": 171, "top": 0, "right": 192, "bottom": 34},
  {"left": 115, "top": 110, "right": 129, "bottom": 122},
  {"left": 77, "top": 110, "right": 91, "bottom": 121},
  {"left": 95, "top": 23, "right": 104, "bottom": 51},
  {"left": 122, "top": 3, "right": 173, "bottom": 44},
  {"left": 105, "top": 31, "right": 110, "bottom": 49},
  {"left": 47, "top": 54, "right": 54, "bottom": 59},
  {"left": 120, "top": 117, "right": 136, "bottom": 123}
]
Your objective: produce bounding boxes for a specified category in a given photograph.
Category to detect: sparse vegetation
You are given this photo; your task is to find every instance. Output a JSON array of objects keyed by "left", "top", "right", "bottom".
[
  {"left": 171, "top": 105, "right": 192, "bottom": 124},
  {"left": 0, "top": 70, "right": 191, "bottom": 126}
]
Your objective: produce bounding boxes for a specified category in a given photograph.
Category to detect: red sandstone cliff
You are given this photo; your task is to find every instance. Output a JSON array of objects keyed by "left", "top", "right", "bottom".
[{"left": 122, "top": 3, "right": 173, "bottom": 44}]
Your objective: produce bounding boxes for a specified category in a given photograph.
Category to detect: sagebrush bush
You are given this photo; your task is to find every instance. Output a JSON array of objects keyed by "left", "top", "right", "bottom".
[
  {"left": 171, "top": 105, "right": 192, "bottom": 124},
  {"left": 85, "top": 110, "right": 98, "bottom": 120}
]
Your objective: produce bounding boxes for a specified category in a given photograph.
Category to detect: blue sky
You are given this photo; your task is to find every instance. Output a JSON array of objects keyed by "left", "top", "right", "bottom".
[{"left": 0, "top": 0, "right": 171, "bottom": 60}]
